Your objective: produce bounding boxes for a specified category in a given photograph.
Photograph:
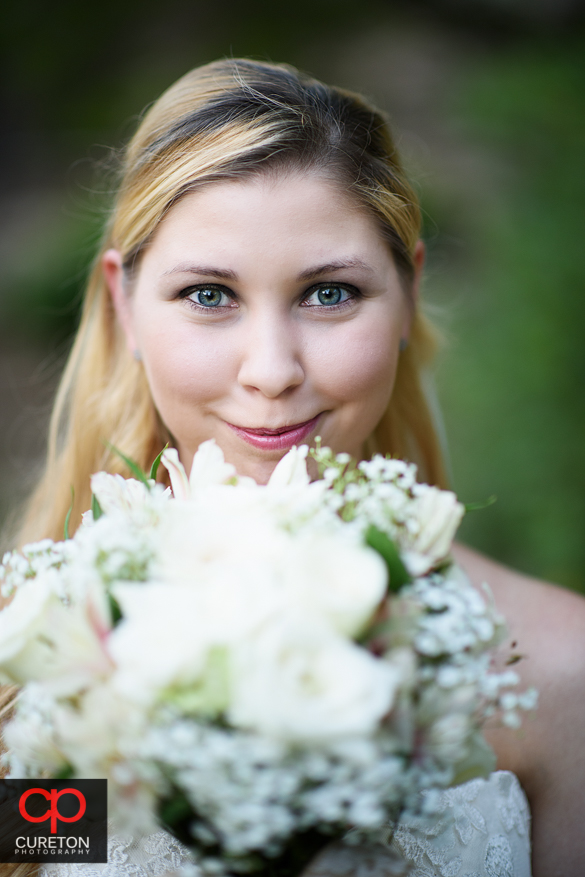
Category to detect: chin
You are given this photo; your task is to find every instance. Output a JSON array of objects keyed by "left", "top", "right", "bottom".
[{"left": 236, "top": 456, "right": 282, "bottom": 485}]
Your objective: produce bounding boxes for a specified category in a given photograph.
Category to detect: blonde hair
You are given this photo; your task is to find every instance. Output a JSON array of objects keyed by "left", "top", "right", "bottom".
[
  {"left": 17, "top": 58, "right": 445, "bottom": 546},
  {"left": 0, "top": 686, "right": 37, "bottom": 877}
]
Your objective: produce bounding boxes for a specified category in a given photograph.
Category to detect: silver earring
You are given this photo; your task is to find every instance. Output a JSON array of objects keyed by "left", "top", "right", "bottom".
[
  {"left": 399, "top": 338, "right": 408, "bottom": 352},
  {"left": 133, "top": 349, "right": 142, "bottom": 362}
]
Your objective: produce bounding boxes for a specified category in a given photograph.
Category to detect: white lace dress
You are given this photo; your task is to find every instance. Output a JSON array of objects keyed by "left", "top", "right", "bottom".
[{"left": 40, "top": 771, "right": 531, "bottom": 877}]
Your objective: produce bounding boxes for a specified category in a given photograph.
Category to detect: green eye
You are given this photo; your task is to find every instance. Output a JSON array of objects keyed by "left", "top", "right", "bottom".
[
  {"left": 304, "top": 285, "right": 354, "bottom": 307},
  {"left": 317, "top": 286, "right": 343, "bottom": 305},
  {"left": 195, "top": 288, "right": 225, "bottom": 307}
]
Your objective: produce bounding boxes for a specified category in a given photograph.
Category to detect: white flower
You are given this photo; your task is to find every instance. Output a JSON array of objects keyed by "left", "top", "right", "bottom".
[
  {"left": 0, "top": 441, "right": 530, "bottom": 842},
  {"left": 401, "top": 486, "right": 465, "bottom": 576},
  {"left": 90, "top": 472, "right": 152, "bottom": 514},
  {"left": 420, "top": 683, "right": 477, "bottom": 765},
  {"left": 187, "top": 440, "right": 236, "bottom": 489},
  {"left": 0, "top": 540, "right": 72, "bottom": 595},
  {"left": 162, "top": 441, "right": 256, "bottom": 501},
  {"left": 228, "top": 618, "right": 400, "bottom": 742},
  {"left": 267, "top": 445, "right": 310, "bottom": 487},
  {"left": 110, "top": 572, "right": 285, "bottom": 710},
  {"left": 152, "top": 495, "right": 288, "bottom": 587},
  {"left": 518, "top": 687, "right": 538, "bottom": 710},
  {"left": 108, "top": 584, "right": 214, "bottom": 704},
  {"left": 3, "top": 684, "right": 68, "bottom": 778},
  {"left": 0, "top": 574, "right": 112, "bottom": 694},
  {"left": 53, "top": 682, "right": 145, "bottom": 775},
  {"left": 426, "top": 713, "right": 471, "bottom": 764},
  {"left": 161, "top": 448, "right": 192, "bottom": 500},
  {"left": 151, "top": 494, "right": 385, "bottom": 639},
  {"left": 278, "top": 527, "right": 387, "bottom": 637}
]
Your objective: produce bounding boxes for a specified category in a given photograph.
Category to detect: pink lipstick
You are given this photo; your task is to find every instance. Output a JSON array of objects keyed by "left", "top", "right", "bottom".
[{"left": 225, "top": 414, "right": 322, "bottom": 451}]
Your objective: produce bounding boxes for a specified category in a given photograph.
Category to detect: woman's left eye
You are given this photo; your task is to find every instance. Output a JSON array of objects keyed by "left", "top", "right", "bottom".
[{"left": 302, "top": 285, "right": 356, "bottom": 308}]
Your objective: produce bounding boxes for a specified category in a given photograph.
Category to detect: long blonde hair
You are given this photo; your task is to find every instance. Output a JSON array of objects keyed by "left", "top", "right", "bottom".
[
  {"left": 0, "top": 685, "right": 33, "bottom": 877},
  {"left": 17, "top": 58, "right": 445, "bottom": 546}
]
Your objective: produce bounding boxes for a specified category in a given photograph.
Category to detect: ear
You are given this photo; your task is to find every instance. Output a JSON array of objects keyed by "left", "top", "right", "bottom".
[{"left": 103, "top": 249, "right": 137, "bottom": 354}]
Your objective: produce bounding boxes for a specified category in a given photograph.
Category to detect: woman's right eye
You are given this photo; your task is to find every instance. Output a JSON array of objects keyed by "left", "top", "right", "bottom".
[{"left": 182, "top": 286, "right": 234, "bottom": 309}]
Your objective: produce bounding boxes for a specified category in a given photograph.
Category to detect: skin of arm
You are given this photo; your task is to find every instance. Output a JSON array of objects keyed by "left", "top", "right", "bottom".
[{"left": 452, "top": 542, "right": 585, "bottom": 877}]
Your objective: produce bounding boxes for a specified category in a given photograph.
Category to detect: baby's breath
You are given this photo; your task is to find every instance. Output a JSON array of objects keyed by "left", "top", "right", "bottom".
[{"left": 0, "top": 442, "right": 537, "bottom": 874}]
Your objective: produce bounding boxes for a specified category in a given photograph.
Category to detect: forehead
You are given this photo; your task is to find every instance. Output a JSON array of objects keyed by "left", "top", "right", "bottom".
[{"left": 141, "top": 171, "right": 395, "bottom": 272}]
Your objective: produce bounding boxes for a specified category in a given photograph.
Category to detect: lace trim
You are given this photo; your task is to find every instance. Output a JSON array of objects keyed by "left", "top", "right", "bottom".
[
  {"left": 390, "top": 771, "right": 531, "bottom": 877},
  {"left": 40, "top": 828, "right": 195, "bottom": 877},
  {"left": 40, "top": 772, "right": 531, "bottom": 877}
]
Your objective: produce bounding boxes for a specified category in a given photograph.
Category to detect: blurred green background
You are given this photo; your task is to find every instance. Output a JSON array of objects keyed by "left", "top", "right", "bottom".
[{"left": 1, "top": 0, "right": 583, "bottom": 591}]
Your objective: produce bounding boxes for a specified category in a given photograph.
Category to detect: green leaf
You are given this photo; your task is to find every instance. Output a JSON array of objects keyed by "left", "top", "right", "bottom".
[
  {"left": 64, "top": 487, "right": 74, "bottom": 541},
  {"left": 464, "top": 495, "right": 497, "bottom": 512},
  {"left": 92, "top": 493, "right": 104, "bottom": 521},
  {"left": 105, "top": 442, "right": 150, "bottom": 486},
  {"left": 149, "top": 443, "right": 169, "bottom": 481},
  {"left": 365, "top": 525, "right": 411, "bottom": 593},
  {"left": 158, "top": 788, "right": 193, "bottom": 831},
  {"left": 54, "top": 763, "right": 75, "bottom": 780},
  {"left": 108, "top": 593, "right": 123, "bottom": 626}
]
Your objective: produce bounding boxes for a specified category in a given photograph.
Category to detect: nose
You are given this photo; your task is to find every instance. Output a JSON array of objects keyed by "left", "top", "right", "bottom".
[{"left": 237, "top": 313, "right": 304, "bottom": 398}]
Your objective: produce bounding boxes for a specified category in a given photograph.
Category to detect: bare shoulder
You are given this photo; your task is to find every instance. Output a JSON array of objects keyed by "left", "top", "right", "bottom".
[
  {"left": 452, "top": 542, "right": 585, "bottom": 665},
  {"left": 453, "top": 542, "right": 585, "bottom": 875}
]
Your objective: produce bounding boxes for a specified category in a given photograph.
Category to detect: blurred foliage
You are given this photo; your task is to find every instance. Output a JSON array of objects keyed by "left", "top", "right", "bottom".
[
  {"left": 0, "top": 1, "right": 583, "bottom": 590},
  {"left": 434, "top": 37, "right": 585, "bottom": 591}
]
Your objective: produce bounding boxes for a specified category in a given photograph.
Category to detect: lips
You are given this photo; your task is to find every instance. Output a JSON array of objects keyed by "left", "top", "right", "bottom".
[{"left": 225, "top": 414, "right": 322, "bottom": 451}]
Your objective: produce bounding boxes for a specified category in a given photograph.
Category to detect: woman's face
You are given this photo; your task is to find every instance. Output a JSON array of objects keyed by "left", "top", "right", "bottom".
[{"left": 105, "top": 172, "right": 418, "bottom": 484}]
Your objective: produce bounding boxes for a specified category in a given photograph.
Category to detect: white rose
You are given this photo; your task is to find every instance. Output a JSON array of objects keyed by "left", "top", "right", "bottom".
[
  {"left": 279, "top": 527, "right": 387, "bottom": 637},
  {"left": 110, "top": 559, "right": 295, "bottom": 708},
  {"left": 0, "top": 574, "right": 112, "bottom": 694},
  {"left": 152, "top": 496, "right": 286, "bottom": 584},
  {"left": 53, "top": 681, "right": 145, "bottom": 774},
  {"left": 108, "top": 584, "right": 212, "bottom": 704},
  {"left": 401, "top": 486, "right": 464, "bottom": 576},
  {"left": 228, "top": 618, "right": 400, "bottom": 742},
  {"left": 426, "top": 713, "right": 471, "bottom": 764},
  {"left": 154, "top": 499, "right": 385, "bottom": 637}
]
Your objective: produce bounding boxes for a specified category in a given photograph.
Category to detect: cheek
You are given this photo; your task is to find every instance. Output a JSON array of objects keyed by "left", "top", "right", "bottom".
[
  {"left": 136, "top": 312, "right": 236, "bottom": 413},
  {"left": 309, "top": 319, "right": 399, "bottom": 405}
]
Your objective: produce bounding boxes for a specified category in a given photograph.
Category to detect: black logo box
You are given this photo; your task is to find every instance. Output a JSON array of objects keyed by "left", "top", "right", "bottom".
[{"left": 0, "top": 780, "right": 107, "bottom": 863}]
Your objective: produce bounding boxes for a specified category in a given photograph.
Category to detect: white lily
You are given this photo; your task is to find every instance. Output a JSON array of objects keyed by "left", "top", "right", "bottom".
[
  {"left": 162, "top": 441, "right": 257, "bottom": 499},
  {"left": 160, "top": 448, "right": 192, "bottom": 500},
  {"left": 90, "top": 472, "right": 151, "bottom": 514},
  {"left": 0, "top": 574, "right": 112, "bottom": 695},
  {"left": 267, "top": 444, "right": 310, "bottom": 487},
  {"left": 188, "top": 439, "right": 238, "bottom": 488}
]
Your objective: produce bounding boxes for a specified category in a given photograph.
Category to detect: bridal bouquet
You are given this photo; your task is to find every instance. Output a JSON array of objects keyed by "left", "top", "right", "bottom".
[{"left": 0, "top": 442, "right": 536, "bottom": 876}]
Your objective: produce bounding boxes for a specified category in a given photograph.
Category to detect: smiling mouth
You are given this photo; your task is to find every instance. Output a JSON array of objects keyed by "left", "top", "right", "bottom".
[
  {"left": 225, "top": 414, "right": 322, "bottom": 450},
  {"left": 233, "top": 416, "right": 319, "bottom": 436}
]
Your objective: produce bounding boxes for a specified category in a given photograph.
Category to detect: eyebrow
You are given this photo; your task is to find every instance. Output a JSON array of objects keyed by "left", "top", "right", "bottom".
[
  {"left": 297, "top": 259, "right": 374, "bottom": 281},
  {"left": 162, "top": 259, "right": 374, "bottom": 282},
  {"left": 162, "top": 264, "right": 237, "bottom": 280}
]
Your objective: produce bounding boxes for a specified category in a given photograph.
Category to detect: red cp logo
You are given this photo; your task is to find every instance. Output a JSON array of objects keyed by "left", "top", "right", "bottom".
[{"left": 19, "top": 788, "right": 86, "bottom": 834}]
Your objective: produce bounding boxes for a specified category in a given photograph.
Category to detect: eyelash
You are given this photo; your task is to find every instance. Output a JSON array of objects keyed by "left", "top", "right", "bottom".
[{"left": 179, "top": 283, "right": 360, "bottom": 312}]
